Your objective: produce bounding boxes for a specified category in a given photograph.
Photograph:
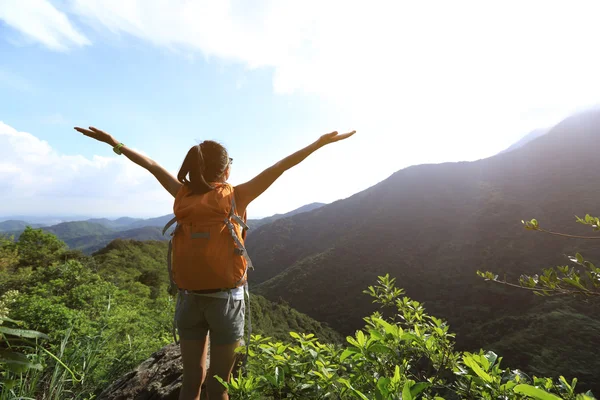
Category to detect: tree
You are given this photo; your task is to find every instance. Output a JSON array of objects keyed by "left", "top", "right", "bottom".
[
  {"left": 16, "top": 227, "right": 67, "bottom": 269},
  {"left": 0, "top": 235, "right": 19, "bottom": 271},
  {"left": 478, "top": 214, "right": 600, "bottom": 297}
]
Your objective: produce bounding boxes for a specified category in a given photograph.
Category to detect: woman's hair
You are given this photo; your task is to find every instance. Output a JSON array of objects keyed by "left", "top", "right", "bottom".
[{"left": 177, "top": 140, "right": 230, "bottom": 195}]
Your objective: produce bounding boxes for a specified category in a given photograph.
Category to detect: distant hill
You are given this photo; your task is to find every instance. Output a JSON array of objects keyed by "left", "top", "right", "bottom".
[
  {"left": 87, "top": 217, "right": 144, "bottom": 230},
  {"left": 0, "top": 215, "right": 92, "bottom": 225},
  {"left": 45, "top": 221, "right": 115, "bottom": 241},
  {"left": 67, "top": 226, "right": 167, "bottom": 254},
  {"left": 499, "top": 128, "right": 549, "bottom": 154},
  {"left": 247, "top": 202, "right": 326, "bottom": 230},
  {"left": 0, "top": 220, "right": 45, "bottom": 232},
  {"left": 5, "top": 221, "right": 167, "bottom": 254},
  {"left": 5, "top": 201, "right": 327, "bottom": 237},
  {"left": 6, "top": 221, "right": 113, "bottom": 241},
  {"left": 2, "top": 202, "right": 327, "bottom": 255},
  {"left": 124, "top": 214, "right": 175, "bottom": 230}
]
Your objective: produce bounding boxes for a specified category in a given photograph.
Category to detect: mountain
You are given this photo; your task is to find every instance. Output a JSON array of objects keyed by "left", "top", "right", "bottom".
[
  {"left": 0, "top": 220, "right": 45, "bottom": 232},
  {"left": 2, "top": 202, "right": 326, "bottom": 255},
  {"left": 120, "top": 214, "right": 175, "bottom": 230},
  {"left": 67, "top": 226, "right": 167, "bottom": 254},
  {"left": 245, "top": 109, "right": 600, "bottom": 388},
  {"left": 6, "top": 221, "right": 115, "bottom": 241},
  {"left": 4, "top": 221, "right": 167, "bottom": 254},
  {"left": 247, "top": 202, "right": 326, "bottom": 230},
  {"left": 86, "top": 217, "right": 144, "bottom": 230},
  {"left": 44, "top": 221, "right": 115, "bottom": 240},
  {"left": 499, "top": 128, "right": 549, "bottom": 154},
  {"left": 0, "top": 215, "right": 92, "bottom": 225},
  {"left": 119, "top": 202, "right": 327, "bottom": 232}
]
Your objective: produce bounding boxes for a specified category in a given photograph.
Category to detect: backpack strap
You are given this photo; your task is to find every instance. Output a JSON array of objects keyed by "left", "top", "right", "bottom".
[
  {"left": 225, "top": 195, "right": 254, "bottom": 272},
  {"left": 162, "top": 216, "right": 180, "bottom": 344},
  {"left": 226, "top": 194, "right": 253, "bottom": 373},
  {"left": 162, "top": 216, "right": 179, "bottom": 294},
  {"left": 162, "top": 216, "right": 178, "bottom": 235},
  {"left": 228, "top": 195, "right": 249, "bottom": 231}
]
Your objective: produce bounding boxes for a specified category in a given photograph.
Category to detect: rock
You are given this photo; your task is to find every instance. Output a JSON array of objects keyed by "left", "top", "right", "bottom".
[{"left": 97, "top": 338, "right": 246, "bottom": 400}]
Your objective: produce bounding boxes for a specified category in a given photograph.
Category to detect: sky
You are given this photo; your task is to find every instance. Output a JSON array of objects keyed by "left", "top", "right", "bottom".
[{"left": 1, "top": 0, "right": 599, "bottom": 219}]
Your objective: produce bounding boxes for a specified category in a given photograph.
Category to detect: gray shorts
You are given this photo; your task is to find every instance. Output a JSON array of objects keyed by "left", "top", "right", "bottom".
[{"left": 175, "top": 294, "right": 245, "bottom": 345}]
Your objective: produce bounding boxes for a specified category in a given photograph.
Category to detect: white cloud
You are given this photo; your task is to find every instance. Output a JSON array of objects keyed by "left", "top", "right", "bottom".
[
  {"left": 3, "top": 0, "right": 599, "bottom": 154},
  {"left": 2, "top": 1, "right": 600, "bottom": 216},
  {"left": 66, "top": 0, "right": 600, "bottom": 154},
  {"left": 0, "top": 122, "right": 173, "bottom": 217},
  {"left": 0, "top": 0, "right": 89, "bottom": 51}
]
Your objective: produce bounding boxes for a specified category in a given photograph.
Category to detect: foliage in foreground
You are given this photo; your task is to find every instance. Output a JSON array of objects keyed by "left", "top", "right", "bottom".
[
  {"left": 478, "top": 214, "right": 600, "bottom": 297},
  {"left": 0, "top": 228, "right": 341, "bottom": 399},
  {"left": 219, "top": 275, "right": 595, "bottom": 399}
]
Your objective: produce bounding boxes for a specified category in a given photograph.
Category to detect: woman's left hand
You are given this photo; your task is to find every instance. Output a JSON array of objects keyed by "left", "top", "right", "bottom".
[{"left": 74, "top": 126, "right": 117, "bottom": 146}]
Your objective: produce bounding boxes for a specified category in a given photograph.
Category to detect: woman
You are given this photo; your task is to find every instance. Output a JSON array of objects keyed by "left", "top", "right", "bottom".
[{"left": 75, "top": 126, "right": 355, "bottom": 400}]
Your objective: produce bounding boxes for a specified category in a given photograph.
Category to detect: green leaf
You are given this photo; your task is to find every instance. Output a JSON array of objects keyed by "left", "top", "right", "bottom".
[
  {"left": 264, "top": 374, "right": 277, "bottom": 386},
  {"left": 484, "top": 351, "right": 498, "bottom": 368},
  {"left": 369, "top": 329, "right": 385, "bottom": 341},
  {"left": 514, "top": 384, "right": 563, "bottom": 400},
  {"left": 356, "top": 330, "right": 367, "bottom": 347},
  {"left": 0, "top": 349, "right": 31, "bottom": 362},
  {"left": 463, "top": 355, "right": 493, "bottom": 383},
  {"left": 411, "top": 382, "right": 431, "bottom": 397},
  {"left": 563, "top": 278, "right": 587, "bottom": 291},
  {"left": 0, "top": 325, "right": 49, "bottom": 339},
  {"left": 559, "top": 375, "right": 572, "bottom": 392},
  {"left": 402, "top": 381, "right": 414, "bottom": 400},
  {"left": 339, "top": 379, "right": 370, "bottom": 400},
  {"left": 377, "top": 377, "right": 391, "bottom": 396},
  {"left": 392, "top": 365, "right": 401, "bottom": 384},
  {"left": 346, "top": 336, "right": 360, "bottom": 348},
  {"left": 289, "top": 332, "right": 301, "bottom": 340},
  {"left": 0, "top": 316, "right": 22, "bottom": 325},
  {"left": 340, "top": 348, "right": 359, "bottom": 362},
  {"left": 369, "top": 344, "right": 393, "bottom": 355}
]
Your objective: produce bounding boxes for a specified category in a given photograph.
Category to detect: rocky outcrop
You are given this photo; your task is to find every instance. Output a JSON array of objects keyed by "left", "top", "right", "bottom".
[{"left": 97, "top": 340, "right": 245, "bottom": 400}]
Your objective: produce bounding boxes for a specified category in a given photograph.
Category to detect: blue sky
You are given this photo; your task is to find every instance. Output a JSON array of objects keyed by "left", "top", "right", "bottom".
[{"left": 1, "top": 0, "right": 600, "bottom": 219}]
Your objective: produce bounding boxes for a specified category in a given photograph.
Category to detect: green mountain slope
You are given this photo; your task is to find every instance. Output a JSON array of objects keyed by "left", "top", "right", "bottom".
[
  {"left": 86, "top": 217, "right": 144, "bottom": 230},
  {"left": 247, "top": 202, "right": 326, "bottom": 230},
  {"left": 0, "top": 220, "right": 46, "bottom": 232},
  {"left": 245, "top": 109, "right": 600, "bottom": 391},
  {"left": 91, "top": 239, "right": 341, "bottom": 342},
  {"left": 69, "top": 226, "right": 166, "bottom": 254}
]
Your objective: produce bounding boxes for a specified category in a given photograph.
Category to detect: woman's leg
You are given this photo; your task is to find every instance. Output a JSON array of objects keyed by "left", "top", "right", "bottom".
[
  {"left": 179, "top": 337, "right": 209, "bottom": 400},
  {"left": 206, "top": 340, "right": 240, "bottom": 400},
  {"left": 204, "top": 298, "right": 245, "bottom": 400}
]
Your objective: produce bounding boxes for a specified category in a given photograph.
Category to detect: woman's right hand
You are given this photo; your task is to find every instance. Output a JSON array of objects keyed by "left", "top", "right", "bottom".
[
  {"left": 317, "top": 130, "right": 356, "bottom": 147},
  {"left": 74, "top": 126, "right": 118, "bottom": 146}
]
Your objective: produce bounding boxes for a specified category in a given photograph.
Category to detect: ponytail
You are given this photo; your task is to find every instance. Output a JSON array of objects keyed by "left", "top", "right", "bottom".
[
  {"left": 177, "top": 145, "right": 214, "bottom": 195},
  {"left": 177, "top": 141, "right": 229, "bottom": 195}
]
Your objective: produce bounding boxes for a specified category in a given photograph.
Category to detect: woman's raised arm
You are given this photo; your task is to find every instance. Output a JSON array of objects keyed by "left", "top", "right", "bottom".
[
  {"left": 75, "top": 126, "right": 182, "bottom": 198},
  {"left": 234, "top": 130, "right": 355, "bottom": 213}
]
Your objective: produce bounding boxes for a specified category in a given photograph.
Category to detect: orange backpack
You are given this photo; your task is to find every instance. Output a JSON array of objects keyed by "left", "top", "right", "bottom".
[{"left": 162, "top": 182, "right": 253, "bottom": 292}]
